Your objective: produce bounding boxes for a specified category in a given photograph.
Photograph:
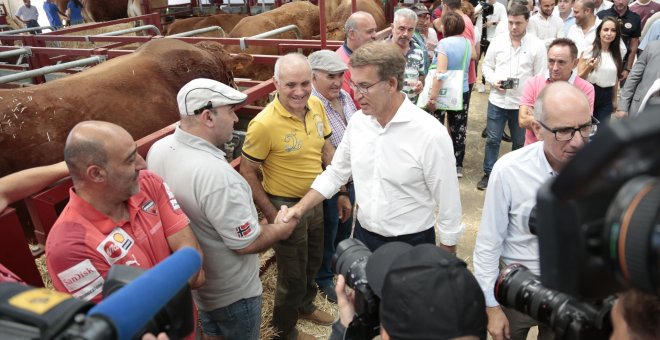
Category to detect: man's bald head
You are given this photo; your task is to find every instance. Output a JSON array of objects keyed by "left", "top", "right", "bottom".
[
  {"left": 273, "top": 53, "right": 311, "bottom": 82},
  {"left": 64, "top": 121, "right": 131, "bottom": 180},
  {"left": 534, "top": 82, "right": 590, "bottom": 123}
]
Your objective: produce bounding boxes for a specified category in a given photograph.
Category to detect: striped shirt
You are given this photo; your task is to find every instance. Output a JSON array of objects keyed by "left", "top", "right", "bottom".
[{"left": 311, "top": 87, "right": 357, "bottom": 148}]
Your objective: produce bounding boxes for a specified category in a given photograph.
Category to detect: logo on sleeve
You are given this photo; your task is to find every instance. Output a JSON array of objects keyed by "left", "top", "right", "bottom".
[
  {"left": 141, "top": 200, "right": 158, "bottom": 215},
  {"left": 56, "top": 259, "right": 101, "bottom": 293},
  {"left": 235, "top": 222, "right": 253, "bottom": 238},
  {"left": 96, "top": 227, "right": 134, "bottom": 265},
  {"left": 162, "top": 182, "right": 181, "bottom": 211}
]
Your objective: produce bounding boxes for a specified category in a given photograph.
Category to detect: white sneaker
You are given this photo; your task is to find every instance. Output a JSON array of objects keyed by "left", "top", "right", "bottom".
[
  {"left": 456, "top": 167, "right": 464, "bottom": 178},
  {"left": 477, "top": 84, "right": 486, "bottom": 93}
]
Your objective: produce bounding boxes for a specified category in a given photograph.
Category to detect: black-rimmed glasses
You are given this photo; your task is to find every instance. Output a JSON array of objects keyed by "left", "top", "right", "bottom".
[
  {"left": 537, "top": 117, "right": 600, "bottom": 141},
  {"left": 348, "top": 80, "right": 385, "bottom": 95}
]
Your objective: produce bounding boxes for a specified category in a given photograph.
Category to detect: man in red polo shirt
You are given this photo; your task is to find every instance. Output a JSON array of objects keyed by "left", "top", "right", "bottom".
[{"left": 46, "top": 121, "right": 205, "bottom": 303}]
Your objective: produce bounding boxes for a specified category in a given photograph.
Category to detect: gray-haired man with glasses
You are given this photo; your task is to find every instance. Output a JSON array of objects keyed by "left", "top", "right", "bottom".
[{"left": 473, "top": 81, "right": 595, "bottom": 340}]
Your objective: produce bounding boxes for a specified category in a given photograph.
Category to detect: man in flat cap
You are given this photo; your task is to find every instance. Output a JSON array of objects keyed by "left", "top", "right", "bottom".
[
  {"left": 308, "top": 50, "right": 357, "bottom": 303},
  {"left": 147, "top": 78, "right": 298, "bottom": 340}
]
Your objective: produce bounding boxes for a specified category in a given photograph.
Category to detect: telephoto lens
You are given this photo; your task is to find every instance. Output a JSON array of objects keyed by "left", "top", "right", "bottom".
[
  {"left": 333, "top": 238, "right": 373, "bottom": 289},
  {"left": 495, "top": 264, "right": 613, "bottom": 340}
]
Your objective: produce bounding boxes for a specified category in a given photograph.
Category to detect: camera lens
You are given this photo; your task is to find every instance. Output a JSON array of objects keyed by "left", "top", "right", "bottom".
[
  {"left": 332, "top": 239, "right": 373, "bottom": 288},
  {"left": 605, "top": 176, "right": 660, "bottom": 295}
]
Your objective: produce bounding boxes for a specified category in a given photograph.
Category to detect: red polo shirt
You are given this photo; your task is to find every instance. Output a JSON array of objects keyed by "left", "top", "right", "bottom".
[{"left": 46, "top": 170, "right": 190, "bottom": 303}]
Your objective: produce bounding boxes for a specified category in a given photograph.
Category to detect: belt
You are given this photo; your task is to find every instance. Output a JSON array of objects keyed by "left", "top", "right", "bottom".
[{"left": 267, "top": 193, "right": 301, "bottom": 203}]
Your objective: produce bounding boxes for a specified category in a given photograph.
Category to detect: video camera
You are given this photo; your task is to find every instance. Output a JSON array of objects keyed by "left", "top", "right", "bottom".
[
  {"left": 495, "top": 100, "right": 660, "bottom": 339},
  {"left": 0, "top": 248, "right": 201, "bottom": 340},
  {"left": 478, "top": 1, "right": 494, "bottom": 19},
  {"left": 332, "top": 239, "right": 380, "bottom": 340}
]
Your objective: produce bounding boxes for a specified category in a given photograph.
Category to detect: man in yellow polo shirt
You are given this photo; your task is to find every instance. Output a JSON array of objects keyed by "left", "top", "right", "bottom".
[{"left": 240, "top": 53, "right": 336, "bottom": 340}]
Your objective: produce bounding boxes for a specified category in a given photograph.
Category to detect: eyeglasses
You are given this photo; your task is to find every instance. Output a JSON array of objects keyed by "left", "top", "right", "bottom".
[
  {"left": 348, "top": 80, "right": 385, "bottom": 95},
  {"left": 537, "top": 117, "right": 600, "bottom": 141},
  {"left": 193, "top": 101, "right": 213, "bottom": 115}
]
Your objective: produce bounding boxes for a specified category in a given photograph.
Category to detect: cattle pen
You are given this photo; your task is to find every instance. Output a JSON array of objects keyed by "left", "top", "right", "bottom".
[{"left": 0, "top": 0, "right": 395, "bottom": 285}]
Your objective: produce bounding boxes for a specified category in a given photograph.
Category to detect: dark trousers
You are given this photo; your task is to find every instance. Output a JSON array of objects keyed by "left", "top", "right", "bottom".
[
  {"left": 432, "top": 90, "right": 470, "bottom": 167},
  {"left": 480, "top": 37, "right": 491, "bottom": 85},
  {"left": 502, "top": 306, "right": 555, "bottom": 340},
  {"left": 353, "top": 220, "right": 435, "bottom": 252},
  {"left": 26, "top": 20, "right": 40, "bottom": 34},
  {"left": 593, "top": 84, "right": 614, "bottom": 123},
  {"left": 316, "top": 183, "right": 355, "bottom": 288},
  {"left": 269, "top": 197, "right": 324, "bottom": 340}
]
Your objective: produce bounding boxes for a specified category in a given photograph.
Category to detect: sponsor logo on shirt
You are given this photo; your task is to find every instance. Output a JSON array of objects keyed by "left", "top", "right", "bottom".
[
  {"left": 72, "top": 276, "right": 104, "bottom": 301},
  {"left": 235, "top": 222, "right": 253, "bottom": 238},
  {"left": 162, "top": 182, "right": 181, "bottom": 211},
  {"left": 141, "top": 200, "right": 157, "bottom": 215},
  {"left": 96, "top": 227, "right": 134, "bottom": 265},
  {"left": 56, "top": 259, "right": 101, "bottom": 293}
]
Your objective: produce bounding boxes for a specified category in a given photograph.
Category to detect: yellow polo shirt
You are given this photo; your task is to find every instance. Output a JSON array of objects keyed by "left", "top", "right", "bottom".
[{"left": 242, "top": 95, "right": 332, "bottom": 198}]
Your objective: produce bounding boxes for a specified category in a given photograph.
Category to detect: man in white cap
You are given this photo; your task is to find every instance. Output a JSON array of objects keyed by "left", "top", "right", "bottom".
[
  {"left": 147, "top": 78, "right": 299, "bottom": 340},
  {"left": 308, "top": 50, "right": 357, "bottom": 303}
]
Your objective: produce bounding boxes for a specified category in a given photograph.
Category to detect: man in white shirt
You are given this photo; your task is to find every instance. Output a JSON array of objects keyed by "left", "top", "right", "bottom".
[
  {"left": 528, "top": 0, "right": 564, "bottom": 47},
  {"left": 594, "top": 0, "right": 613, "bottom": 15},
  {"left": 14, "top": 0, "right": 39, "bottom": 31},
  {"left": 477, "top": 4, "right": 547, "bottom": 190},
  {"left": 553, "top": 0, "right": 577, "bottom": 36},
  {"left": 479, "top": 0, "right": 508, "bottom": 92},
  {"left": 473, "top": 81, "right": 595, "bottom": 340},
  {"left": 279, "top": 41, "right": 463, "bottom": 254}
]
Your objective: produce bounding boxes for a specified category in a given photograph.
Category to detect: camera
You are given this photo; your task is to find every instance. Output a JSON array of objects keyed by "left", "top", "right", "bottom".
[
  {"left": 498, "top": 101, "right": 660, "bottom": 339},
  {"left": 499, "top": 78, "right": 518, "bottom": 90},
  {"left": 332, "top": 239, "right": 380, "bottom": 340},
  {"left": 479, "top": 1, "right": 494, "bottom": 18},
  {"left": 496, "top": 264, "right": 614, "bottom": 339}
]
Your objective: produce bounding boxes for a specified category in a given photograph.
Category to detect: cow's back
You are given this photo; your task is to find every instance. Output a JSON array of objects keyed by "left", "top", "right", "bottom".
[
  {"left": 227, "top": 2, "right": 320, "bottom": 80},
  {"left": 166, "top": 14, "right": 248, "bottom": 37},
  {"left": 0, "top": 39, "right": 251, "bottom": 176}
]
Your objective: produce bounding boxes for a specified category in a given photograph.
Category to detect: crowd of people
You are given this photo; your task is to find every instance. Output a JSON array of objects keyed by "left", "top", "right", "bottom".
[
  {"left": 1, "top": 0, "right": 659, "bottom": 340},
  {"left": 14, "top": 0, "right": 84, "bottom": 32}
]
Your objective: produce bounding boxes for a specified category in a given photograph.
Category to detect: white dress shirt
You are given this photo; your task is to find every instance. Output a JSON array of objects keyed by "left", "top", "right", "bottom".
[
  {"left": 594, "top": 0, "right": 613, "bottom": 16},
  {"left": 482, "top": 32, "right": 547, "bottom": 110},
  {"left": 528, "top": 12, "right": 565, "bottom": 47},
  {"left": 553, "top": 6, "right": 576, "bottom": 36},
  {"left": 486, "top": 1, "right": 508, "bottom": 41},
  {"left": 311, "top": 95, "right": 464, "bottom": 245},
  {"left": 473, "top": 142, "right": 555, "bottom": 307}
]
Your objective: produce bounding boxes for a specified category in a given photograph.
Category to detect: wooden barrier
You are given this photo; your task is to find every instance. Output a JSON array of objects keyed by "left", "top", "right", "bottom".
[{"left": 0, "top": 208, "right": 44, "bottom": 286}]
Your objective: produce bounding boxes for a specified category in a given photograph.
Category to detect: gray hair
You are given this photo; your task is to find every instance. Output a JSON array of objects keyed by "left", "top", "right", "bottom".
[
  {"left": 393, "top": 8, "right": 418, "bottom": 25},
  {"left": 274, "top": 52, "right": 311, "bottom": 82}
]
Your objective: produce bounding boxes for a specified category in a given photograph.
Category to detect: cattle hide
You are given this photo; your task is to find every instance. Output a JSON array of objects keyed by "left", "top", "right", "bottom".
[
  {"left": 326, "top": 0, "right": 387, "bottom": 41},
  {"left": 226, "top": 1, "right": 320, "bottom": 80},
  {"left": 0, "top": 39, "right": 252, "bottom": 176},
  {"left": 165, "top": 13, "right": 248, "bottom": 37}
]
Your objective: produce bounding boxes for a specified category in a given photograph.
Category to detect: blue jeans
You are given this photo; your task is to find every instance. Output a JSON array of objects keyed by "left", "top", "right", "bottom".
[
  {"left": 483, "top": 102, "right": 525, "bottom": 175},
  {"left": 199, "top": 295, "right": 262, "bottom": 340},
  {"left": 315, "top": 183, "right": 355, "bottom": 288}
]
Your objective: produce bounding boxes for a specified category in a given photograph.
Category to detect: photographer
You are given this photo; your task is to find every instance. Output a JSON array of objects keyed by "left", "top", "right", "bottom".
[
  {"left": 473, "top": 82, "right": 596, "bottom": 340},
  {"left": 331, "top": 242, "right": 487, "bottom": 340}
]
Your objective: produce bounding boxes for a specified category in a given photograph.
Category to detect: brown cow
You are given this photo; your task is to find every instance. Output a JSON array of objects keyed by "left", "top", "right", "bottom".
[
  {"left": 165, "top": 13, "right": 248, "bottom": 37},
  {"left": 0, "top": 39, "right": 252, "bottom": 177},
  {"left": 326, "top": 0, "right": 387, "bottom": 41},
  {"left": 226, "top": 1, "right": 320, "bottom": 80}
]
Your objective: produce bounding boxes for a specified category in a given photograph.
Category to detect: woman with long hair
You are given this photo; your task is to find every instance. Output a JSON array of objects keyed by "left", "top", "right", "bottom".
[
  {"left": 578, "top": 17, "right": 623, "bottom": 122},
  {"left": 425, "top": 11, "right": 472, "bottom": 177},
  {"left": 67, "top": 0, "right": 84, "bottom": 26}
]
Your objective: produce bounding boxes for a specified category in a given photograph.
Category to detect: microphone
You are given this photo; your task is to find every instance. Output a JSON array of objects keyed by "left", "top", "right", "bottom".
[{"left": 86, "top": 247, "right": 202, "bottom": 340}]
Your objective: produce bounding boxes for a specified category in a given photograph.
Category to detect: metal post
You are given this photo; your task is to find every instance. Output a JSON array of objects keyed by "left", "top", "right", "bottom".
[
  {"left": 0, "top": 26, "right": 54, "bottom": 35},
  {"left": 0, "top": 56, "right": 106, "bottom": 84},
  {"left": 167, "top": 26, "right": 226, "bottom": 37},
  {"left": 0, "top": 47, "right": 31, "bottom": 59},
  {"left": 95, "top": 25, "right": 161, "bottom": 37},
  {"left": 246, "top": 25, "right": 303, "bottom": 53}
]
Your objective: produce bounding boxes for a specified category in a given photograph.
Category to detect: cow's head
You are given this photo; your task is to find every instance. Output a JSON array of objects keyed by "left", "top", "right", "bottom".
[
  {"left": 326, "top": 22, "right": 346, "bottom": 41},
  {"left": 193, "top": 41, "right": 253, "bottom": 88}
]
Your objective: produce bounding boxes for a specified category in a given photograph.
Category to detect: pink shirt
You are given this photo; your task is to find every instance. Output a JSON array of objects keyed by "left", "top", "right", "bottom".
[
  {"left": 460, "top": 14, "right": 477, "bottom": 85},
  {"left": 46, "top": 170, "right": 190, "bottom": 303},
  {"left": 336, "top": 44, "right": 360, "bottom": 109},
  {"left": 521, "top": 72, "right": 595, "bottom": 145}
]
